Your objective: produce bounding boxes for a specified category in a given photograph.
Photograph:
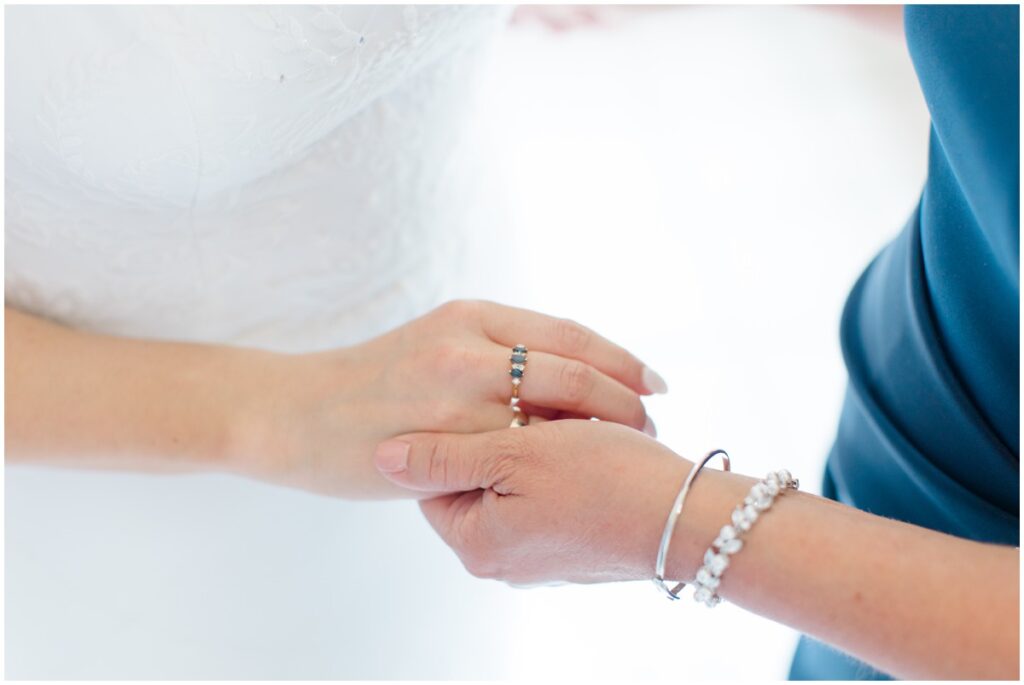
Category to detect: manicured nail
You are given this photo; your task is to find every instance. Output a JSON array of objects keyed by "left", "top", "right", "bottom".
[
  {"left": 643, "top": 416, "right": 657, "bottom": 438},
  {"left": 374, "top": 439, "right": 410, "bottom": 473},
  {"left": 642, "top": 366, "right": 669, "bottom": 394}
]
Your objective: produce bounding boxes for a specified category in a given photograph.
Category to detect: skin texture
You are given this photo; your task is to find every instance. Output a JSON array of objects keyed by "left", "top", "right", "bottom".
[
  {"left": 5, "top": 301, "right": 664, "bottom": 498},
  {"left": 374, "top": 420, "right": 1020, "bottom": 680}
]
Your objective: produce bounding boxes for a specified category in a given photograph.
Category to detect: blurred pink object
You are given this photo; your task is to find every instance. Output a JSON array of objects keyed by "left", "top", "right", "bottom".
[{"left": 512, "top": 4, "right": 619, "bottom": 32}]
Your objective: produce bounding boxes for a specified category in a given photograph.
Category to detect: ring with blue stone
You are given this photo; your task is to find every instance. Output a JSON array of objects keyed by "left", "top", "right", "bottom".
[{"left": 509, "top": 344, "right": 529, "bottom": 427}]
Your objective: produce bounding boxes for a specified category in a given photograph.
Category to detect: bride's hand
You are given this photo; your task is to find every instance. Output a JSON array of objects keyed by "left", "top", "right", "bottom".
[{"left": 228, "top": 300, "right": 667, "bottom": 498}]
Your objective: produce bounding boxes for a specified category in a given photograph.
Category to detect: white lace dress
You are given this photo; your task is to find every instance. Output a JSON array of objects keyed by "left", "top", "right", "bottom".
[{"left": 5, "top": 5, "right": 513, "bottom": 678}]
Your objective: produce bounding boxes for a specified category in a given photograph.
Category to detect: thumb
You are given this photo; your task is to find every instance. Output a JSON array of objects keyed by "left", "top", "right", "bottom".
[{"left": 373, "top": 430, "right": 522, "bottom": 493}]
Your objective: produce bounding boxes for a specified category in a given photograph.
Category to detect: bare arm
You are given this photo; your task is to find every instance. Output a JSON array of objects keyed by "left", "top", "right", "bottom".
[
  {"left": 669, "top": 463, "right": 1019, "bottom": 680},
  {"left": 4, "top": 302, "right": 663, "bottom": 498},
  {"left": 4, "top": 305, "right": 271, "bottom": 472},
  {"left": 373, "top": 420, "right": 1020, "bottom": 680}
]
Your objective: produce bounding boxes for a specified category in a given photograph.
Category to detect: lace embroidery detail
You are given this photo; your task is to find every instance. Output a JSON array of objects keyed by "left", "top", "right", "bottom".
[{"left": 6, "top": 5, "right": 510, "bottom": 351}]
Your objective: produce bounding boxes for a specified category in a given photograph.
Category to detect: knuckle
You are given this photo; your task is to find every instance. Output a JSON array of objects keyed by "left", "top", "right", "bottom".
[
  {"left": 618, "top": 352, "right": 642, "bottom": 385},
  {"left": 492, "top": 430, "right": 530, "bottom": 467},
  {"left": 435, "top": 299, "right": 482, "bottom": 322},
  {"left": 559, "top": 360, "right": 594, "bottom": 407},
  {"left": 424, "top": 438, "right": 455, "bottom": 487},
  {"left": 431, "top": 341, "right": 483, "bottom": 378},
  {"left": 554, "top": 317, "right": 592, "bottom": 354},
  {"left": 492, "top": 429, "right": 528, "bottom": 458},
  {"left": 500, "top": 430, "right": 544, "bottom": 478},
  {"left": 629, "top": 398, "right": 647, "bottom": 429},
  {"left": 470, "top": 431, "right": 532, "bottom": 487}
]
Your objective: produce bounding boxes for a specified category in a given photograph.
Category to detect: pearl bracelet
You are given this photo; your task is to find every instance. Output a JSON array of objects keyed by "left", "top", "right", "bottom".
[{"left": 691, "top": 469, "right": 800, "bottom": 607}]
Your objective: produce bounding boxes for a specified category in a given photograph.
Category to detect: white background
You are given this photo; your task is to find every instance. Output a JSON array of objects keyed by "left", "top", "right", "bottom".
[{"left": 456, "top": 5, "right": 929, "bottom": 679}]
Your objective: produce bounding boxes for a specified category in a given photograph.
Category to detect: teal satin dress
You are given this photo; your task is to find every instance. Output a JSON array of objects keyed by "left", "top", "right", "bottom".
[{"left": 788, "top": 6, "right": 1019, "bottom": 679}]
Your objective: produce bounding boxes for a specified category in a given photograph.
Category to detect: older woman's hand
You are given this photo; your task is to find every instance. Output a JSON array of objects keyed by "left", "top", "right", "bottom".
[{"left": 371, "top": 419, "right": 692, "bottom": 583}]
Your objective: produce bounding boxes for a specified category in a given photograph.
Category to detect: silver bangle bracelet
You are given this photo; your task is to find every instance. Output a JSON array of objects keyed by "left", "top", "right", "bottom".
[
  {"left": 690, "top": 469, "right": 800, "bottom": 607},
  {"left": 652, "top": 449, "right": 731, "bottom": 600}
]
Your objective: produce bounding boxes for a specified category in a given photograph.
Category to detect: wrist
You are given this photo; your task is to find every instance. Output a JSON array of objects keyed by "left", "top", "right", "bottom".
[
  {"left": 654, "top": 457, "right": 759, "bottom": 584},
  {"left": 218, "top": 346, "right": 311, "bottom": 479},
  {"left": 220, "top": 346, "right": 379, "bottom": 496}
]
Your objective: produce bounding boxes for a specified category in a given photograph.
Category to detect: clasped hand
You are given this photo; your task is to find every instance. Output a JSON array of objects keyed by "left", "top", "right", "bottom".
[
  {"left": 228, "top": 299, "right": 666, "bottom": 499},
  {"left": 374, "top": 420, "right": 696, "bottom": 586}
]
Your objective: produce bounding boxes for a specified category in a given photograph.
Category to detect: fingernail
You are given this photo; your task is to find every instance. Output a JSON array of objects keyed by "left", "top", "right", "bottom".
[
  {"left": 642, "top": 366, "right": 669, "bottom": 394},
  {"left": 643, "top": 416, "right": 657, "bottom": 438},
  {"left": 374, "top": 439, "right": 410, "bottom": 473}
]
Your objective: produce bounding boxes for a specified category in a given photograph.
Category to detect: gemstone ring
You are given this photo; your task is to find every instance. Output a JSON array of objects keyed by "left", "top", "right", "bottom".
[{"left": 509, "top": 344, "right": 528, "bottom": 427}]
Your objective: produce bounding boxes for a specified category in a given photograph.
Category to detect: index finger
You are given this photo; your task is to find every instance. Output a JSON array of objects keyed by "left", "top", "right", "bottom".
[
  {"left": 419, "top": 490, "right": 482, "bottom": 544},
  {"left": 475, "top": 301, "right": 668, "bottom": 396}
]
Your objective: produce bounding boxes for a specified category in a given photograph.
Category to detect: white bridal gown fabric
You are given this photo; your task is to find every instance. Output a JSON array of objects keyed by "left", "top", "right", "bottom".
[{"left": 5, "top": 5, "right": 513, "bottom": 679}]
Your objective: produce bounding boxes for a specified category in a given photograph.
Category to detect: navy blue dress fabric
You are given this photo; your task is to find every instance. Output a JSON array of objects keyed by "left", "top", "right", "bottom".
[{"left": 788, "top": 6, "right": 1019, "bottom": 680}]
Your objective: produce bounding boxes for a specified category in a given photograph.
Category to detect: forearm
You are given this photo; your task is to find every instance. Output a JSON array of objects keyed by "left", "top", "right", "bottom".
[
  {"left": 3, "top": 304, "right": 515, "bottom": 500},
  {"left": 372, "top": 417, "right": 1018, "bottom": 676},
  {"left": 4, "top": 305, "right": 275, "bottom": 473},
  {"left": 666, "top": 465, "right": 1019, "bottom": 680}
]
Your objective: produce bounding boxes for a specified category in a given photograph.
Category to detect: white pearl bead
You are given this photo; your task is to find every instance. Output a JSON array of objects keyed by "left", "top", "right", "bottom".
[
  {"left": 718, "top": 537, "right": 743, "bottom": 555},
  {"left": 695, "top": 568, "right": 720, "bottom": 589},
  {"left": 707, "top": 553, "right": 729, "bottom": 576},
  {"left": 731, "top": 508, "right": 751, "bottom": 531}
]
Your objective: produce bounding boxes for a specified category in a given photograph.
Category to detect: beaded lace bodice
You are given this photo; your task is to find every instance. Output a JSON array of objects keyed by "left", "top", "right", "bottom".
[{"left": 5, "top": 5, "right": 508, "bottom": 351}]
